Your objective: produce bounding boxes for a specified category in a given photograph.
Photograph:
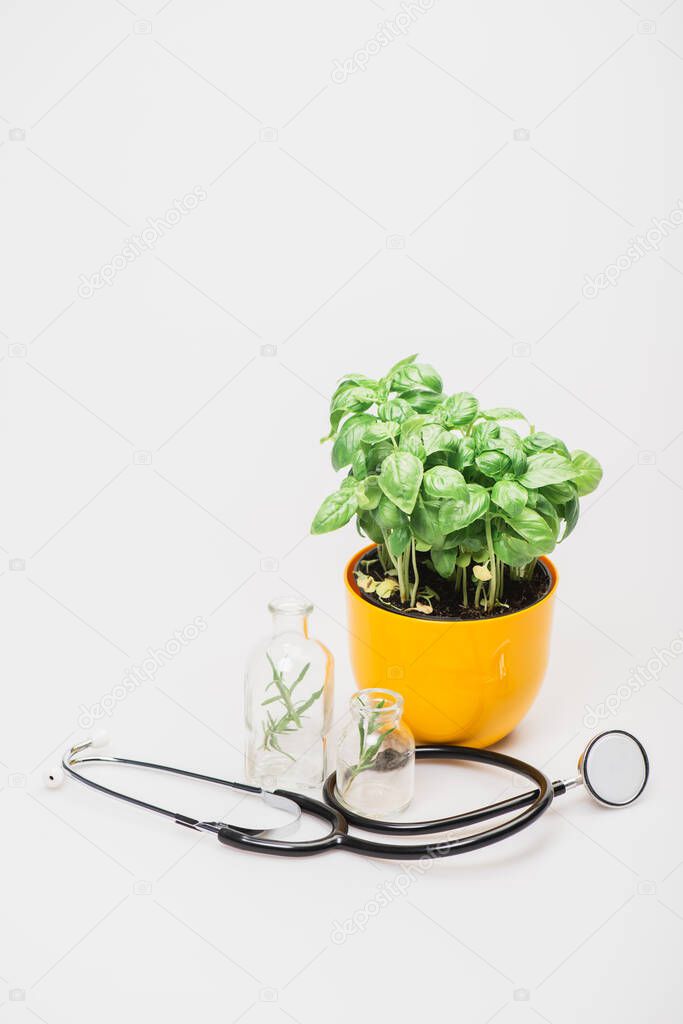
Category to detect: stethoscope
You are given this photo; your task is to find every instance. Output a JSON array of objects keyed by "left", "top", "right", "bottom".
[{"left": 46, "top": 728, "right": 649, "bottom": 860}]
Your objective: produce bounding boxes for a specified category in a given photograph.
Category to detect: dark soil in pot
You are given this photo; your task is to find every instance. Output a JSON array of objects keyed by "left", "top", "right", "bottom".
[{"left": 353, "top": 547, "right": 552, "bottom": 622}]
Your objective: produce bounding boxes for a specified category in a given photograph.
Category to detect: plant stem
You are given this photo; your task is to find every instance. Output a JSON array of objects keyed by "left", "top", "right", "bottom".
[
  {"left": 396, "top": 551, "right": 407, "bottom": 604},
  {"left": 485, "top": 516, "right": 497, "bottom": 611},
  {"left": 410, "top": 539, "right": 419, "bottom": 606},
  {"left": 384, "top": 536, "right": 407, "bottom": 604},
  {"left": 497, "top": 557, "right": 505, "bottom": 603}
]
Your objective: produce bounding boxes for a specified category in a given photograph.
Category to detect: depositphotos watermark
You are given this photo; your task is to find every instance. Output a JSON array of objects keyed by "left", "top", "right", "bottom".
[
  {"left": 77, "top": 187, "right": 207, "bottom": 298},
  {"left": 582, "top": 198, "right": 683, "bottom": 299},
  {"left": 331, "top": 851, "right": 439, "bottom": 942},
  {"left": 583, "top": 629, "right": 683, "bottom": 728},
  {"left": 77, "top": 616, "right": 207, "bottom": 728},
  {"left": 331, "top": 0, "right": 436, "bottom": 83}
]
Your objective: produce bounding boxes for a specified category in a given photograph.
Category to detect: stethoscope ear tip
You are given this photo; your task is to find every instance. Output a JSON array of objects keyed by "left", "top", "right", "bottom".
[
  {"left": 43, "top": 766, "right": 64, "bottom": 789},
  {"left": 90, "top": 729, "right": 109, "bottom": 749}
]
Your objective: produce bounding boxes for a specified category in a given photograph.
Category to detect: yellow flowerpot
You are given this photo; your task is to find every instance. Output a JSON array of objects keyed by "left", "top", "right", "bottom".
[{"left": 344, "top": 545, "right": 558, "bottom": 747}]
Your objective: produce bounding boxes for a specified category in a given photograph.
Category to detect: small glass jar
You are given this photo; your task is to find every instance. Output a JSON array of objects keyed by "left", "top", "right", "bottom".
[
  {"left": 335, "top": 688, "right": 415, "bottom": 818},
  {"left": 244, "top": 597, "right": 333, "bottom": 792}
]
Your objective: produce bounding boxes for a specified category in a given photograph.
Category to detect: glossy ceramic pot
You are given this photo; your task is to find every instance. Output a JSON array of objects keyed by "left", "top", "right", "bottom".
[{"left": 344, "top": 545, "right": 558, "bottom": 747}]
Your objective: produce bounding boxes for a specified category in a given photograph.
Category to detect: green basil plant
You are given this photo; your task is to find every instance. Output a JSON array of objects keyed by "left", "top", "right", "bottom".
[{"left": 311, "top": 355, "right": 602, "bottom": 615}]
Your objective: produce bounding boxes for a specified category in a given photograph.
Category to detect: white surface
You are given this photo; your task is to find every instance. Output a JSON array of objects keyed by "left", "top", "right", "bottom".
[{"left": 2, "top": 1, "right": 682, "bottom": 1021}]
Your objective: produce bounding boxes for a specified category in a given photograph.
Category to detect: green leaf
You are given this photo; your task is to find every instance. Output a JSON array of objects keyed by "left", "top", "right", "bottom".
[
  {"left": 399, "top": 432, "right": 426, "bottom": 460},
  {"left": 492, "top": 479, "right": 528, "bottom": 516},
  {"left": 441, "top": 391, "right": 479, "bottom": 427},
  {"left": 518, "top": 451, "right": 578, "bottom": 488},
  {"left": 386, "top": 522, "right": 411, "bottom": 558},
  {"left": 420, "top": 423, "right": 459, "bottom": 456},
  {"left": 480, "top": 407, "right": 526, "bottom": 421},
  {"left": 451, "top": 436, "right": 476, "bottom": 471},
  {"left": 561, "top": 494, "right": 580, "bottom": 541},
  {"left": 391, "top": 362, "right": 443, "bottom": 394},
  {"left": 487, "top": 431, "right": 527, "bottom": 474},
  {"left": 475, "top": 450, "right": 512, "bottom": 479},
  {"left": 356, "top": 475, "right": 381, "bottom": 511},
  {"left": 411, "top": 495, "right": 444, "bottom": 546},
  {"left": 365, "top": 441, "right": 393, "bottom": 474},
  {"left": 357, "top": 511, "right": 384, "bottom": 544},
  {"left": 570, "top": 450, "right": 603, "bottom": 496},
  {"left": 400, "top": 414, "right": 436, "bottom": 437},
  {"left": 529, "top": 490, "right": 559, "bottom": 522},
  {"left": 432, "top": 547, "right": 457, "bottom": 579},
  {"left": 334, "top": 373, "right": 376, "bottom": 389},
  {"left": 399, "top": 390, "right": 444, "bottom": 413},
  {"left": 472, "top": 421, "right": 500, "bottom": 452},
  {"left": 296, "top": 686, "right": 324, "bottom": 715},
  {"left": 541, "top": 480, "right": 577, "bottom": 504},
  {"left": 438, "top": 484, "right": 490, "bottom": 532},
  {"left": 528, "top": 492, "right": 561, "bottom": 542},
  {"left": 523, "top": 432, "right": 570, "bottom": 459},
  {"left": 422, "top": 465, "right": 467, "bottom": 500},
  {"left": 375, "top": 495, "right": 407, "bottom": 531},
  {"left": 425, "top": 451, "right": 449, "bottom": 468},
  {"left": 384, "top": 353, "right": 418, "bottom": 381},
  {"left": 327, "top": 377, "right": 375, "bottom": 420},
  {"left": 378, "top": 451, "right": 424, "bottom": 515},
  {"left": 311, "top": 488, "right": 358, "bottom": 534},
  {"left": 377, "top": 397, "right": 413, "bottom": 422},
  {"left": 493, "top": 529, "right": 539, "bottom": 567},
  {"left": 351, "top": 447, "right": 367, "bottom": 480},
  {"left": 497, "top": 426, "right": 523, "bottom": 445},
  {"left": 331, "top": 414, "right": 375, "bottom": 470},
  {"left": 506, "top": 446, "right": 528, "bottom": 477},
  {"left": 363, "top": 420, "right": 400, "bottom": 444},
  {"left": 505, "top": 507, "right": 556, "bottom": 552},
  {"left": 328, "top": 385, "right": 376, "bottom": 436}
]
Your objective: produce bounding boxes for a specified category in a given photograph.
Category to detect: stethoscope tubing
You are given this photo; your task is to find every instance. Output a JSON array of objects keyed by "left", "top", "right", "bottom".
[
  {"left": 62, "top": 748, "right": 269, "bottom": 833},
  {"left": 218, "top": 745, "right": 555, "bottom": 859},
  {"left": 62, "top": 742, "right": 556, "bottom": 859},
  {"left": 323, "top": 745, "right": 566, "bottom": 836}
]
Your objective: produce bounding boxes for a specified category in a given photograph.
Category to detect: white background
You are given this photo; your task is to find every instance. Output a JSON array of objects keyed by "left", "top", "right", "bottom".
[{"left": 2, "top": 0, "right": 683, "bottom": 1021}]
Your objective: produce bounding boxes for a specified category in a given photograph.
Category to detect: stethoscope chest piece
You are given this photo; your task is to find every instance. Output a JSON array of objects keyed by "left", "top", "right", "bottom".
[{"left": 579, "top": 730, "right": 649, "bottom": 807}]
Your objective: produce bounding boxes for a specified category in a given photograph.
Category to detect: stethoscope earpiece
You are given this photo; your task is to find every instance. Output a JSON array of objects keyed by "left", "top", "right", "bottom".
[{"left": 43, "top": 730, "right": 110, "bottom": 790}]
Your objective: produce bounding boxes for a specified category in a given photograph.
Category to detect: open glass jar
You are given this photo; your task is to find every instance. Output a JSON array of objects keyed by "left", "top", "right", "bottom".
[
  {"left": 244, "top": 597, "right": 333, "bottom": 792},
  {"left": 335, "top": 688, "right": 415, "bottom": 818}
]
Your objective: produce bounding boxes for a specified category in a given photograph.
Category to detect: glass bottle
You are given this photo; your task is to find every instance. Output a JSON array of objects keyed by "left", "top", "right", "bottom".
[
  {"left": 335, "top": 688, "right": 415, "bottom": 818},
  {"left": 244, "top": 597, "right": 333, "bottom": 792}
]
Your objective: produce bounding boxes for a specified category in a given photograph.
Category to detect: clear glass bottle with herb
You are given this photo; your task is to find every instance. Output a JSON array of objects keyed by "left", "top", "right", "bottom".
[
  {"left": 244, "top": 597, "right": 333, "bottom": 792},
  {"left": 336, "top": 688, "right": 415, "bottom": 818}
]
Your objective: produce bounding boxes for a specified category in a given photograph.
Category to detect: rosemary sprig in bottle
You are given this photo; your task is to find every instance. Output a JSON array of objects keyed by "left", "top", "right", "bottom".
[
  {"left": 342, "top": 699, "right": 395, "bottom": 794},
  {"left": 260, "top": 654, "right": 322, "bottom": 759}
]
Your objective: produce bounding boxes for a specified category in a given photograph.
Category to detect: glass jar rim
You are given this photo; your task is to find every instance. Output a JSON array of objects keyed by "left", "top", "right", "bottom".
[
  {"left": 351, "top": 688, "right": 404, "bottom": 717},
  {"left": 268, "top": 596, "right": 314, "bottom": 617}
]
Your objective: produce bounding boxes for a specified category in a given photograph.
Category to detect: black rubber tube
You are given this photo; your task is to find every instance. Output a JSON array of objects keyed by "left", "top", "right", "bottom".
[
  {"left": 219, "top": 745, "right": 555, "bottom": 859},
  {"left": 324, "top": 744, "right": 565, "bottom": 835}
]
